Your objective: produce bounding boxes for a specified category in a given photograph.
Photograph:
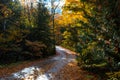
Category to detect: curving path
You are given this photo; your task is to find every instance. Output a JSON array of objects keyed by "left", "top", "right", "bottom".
[{"left": 0, "top": 46, "right": 76, "bottom": 80}]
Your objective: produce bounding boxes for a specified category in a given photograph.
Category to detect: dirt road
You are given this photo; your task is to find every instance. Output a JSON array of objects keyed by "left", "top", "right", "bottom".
[{"left": 0, "top": 46, "right": 76, "bottom": 80}]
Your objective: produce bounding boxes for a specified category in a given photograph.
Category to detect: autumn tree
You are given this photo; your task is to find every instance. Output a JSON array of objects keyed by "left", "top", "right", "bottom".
[
  {"left": 55, "top": 0, "right": 120, "bottom": 66},
  {"left": 76, "top": 0, "right": 120, "bottom": 65},
  {"left": 0, "top": 0, "right": 29, "bottom": 64},
  {"left": 0, "top": 1, "right": 54, "bottom": 64}
]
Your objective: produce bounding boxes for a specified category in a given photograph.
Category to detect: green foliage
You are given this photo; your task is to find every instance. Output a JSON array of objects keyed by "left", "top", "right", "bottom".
[
  {"left": 0, "top": 1, "right": 54, "bottom": 64},
  {"left": 61, "top": 27, "right": 78, "bottom": 51},
  {"left": 27, "top": 3, "right": 54, "bottom": 55},
  {"left": 25, "top": 40, "right": 46, "bottom": 57},
  {"left": 107, "top": 71, "right": 120, "bottom": 80},
  {"left": 80, "top": 42, "right": 105, "bottom": 64},
  {"left": 57, "top": 0, "right": 120, "bottom": 67}
]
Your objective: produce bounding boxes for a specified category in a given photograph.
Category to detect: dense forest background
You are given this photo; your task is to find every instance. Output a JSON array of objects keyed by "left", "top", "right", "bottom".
[
  {"left": 0, "top": 0, "right": 55, "bottom": 64},
  {"left": 0, "top": 0, "right": 120, "bottom": 79},
  {"left": 55, "top": 0, "right": 120, "bottom": 79}
]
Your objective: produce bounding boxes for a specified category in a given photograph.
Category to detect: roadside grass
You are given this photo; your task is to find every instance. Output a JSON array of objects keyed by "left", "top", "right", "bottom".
[
  {"left": 81, "top": 62, "right": 107, "bottom": 68},
  {"left": 81, "top": 62, "right": 120, "bottom": 80},
  {"left": 106, "top": 71, "right": 120, "bottom": 80}
]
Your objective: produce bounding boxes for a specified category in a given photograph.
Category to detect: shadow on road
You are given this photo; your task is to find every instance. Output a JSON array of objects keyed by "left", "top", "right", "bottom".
[{"left": 0, "top": 46, "right": 76, "bottom": 80}]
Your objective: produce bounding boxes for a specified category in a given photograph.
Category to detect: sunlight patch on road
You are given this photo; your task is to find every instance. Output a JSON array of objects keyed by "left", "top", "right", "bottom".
[
  {"left": 13, "top": 66, "right": 42, "bottom": 79},
  {"left": 61, "top": 57, "right": 67, "bottom": 60},
  {"left": 12, "top": 66, "right": 53, "bottom": 80},
  {"left": 0, "top": 46, "right": 76, "bottom": 80},
  {"left": 56, "top": 46, "right": 65, "bottom": 51},
  {"left": 36, "top": 73, "right": 52, "bottom": 80},
  {"left": 56, "top": 46, "right": 76, "bottom": 55}
]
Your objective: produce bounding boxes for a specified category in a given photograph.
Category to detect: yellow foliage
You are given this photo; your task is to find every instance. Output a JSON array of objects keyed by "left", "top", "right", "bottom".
[
  {"left": 62, "top": 31, "right": 71, "bottom": 39},
  {"left": 0, "top": 4, "right": 12, "bottom": 19},
  {"left": 55, "top": 0, "right": 90, "bottom": 28}
]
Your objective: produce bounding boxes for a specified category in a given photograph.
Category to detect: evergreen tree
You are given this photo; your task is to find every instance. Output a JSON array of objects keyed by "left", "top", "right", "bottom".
[{"left": 28, "top": 3, "right": 54, "bottom": 55}]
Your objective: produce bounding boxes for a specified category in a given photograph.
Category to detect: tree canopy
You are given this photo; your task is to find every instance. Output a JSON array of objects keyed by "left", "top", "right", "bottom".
[
  {"left": 0, "top": 0, "right": 54, "bottom": 64},
  {"left": 55, "top": 0, "right": 120, "bottom": 66}
]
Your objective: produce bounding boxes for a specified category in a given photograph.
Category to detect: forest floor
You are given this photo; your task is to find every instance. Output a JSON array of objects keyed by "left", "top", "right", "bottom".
[{"left": 0, "top": 46, "right": 101, "bottom": 80}]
